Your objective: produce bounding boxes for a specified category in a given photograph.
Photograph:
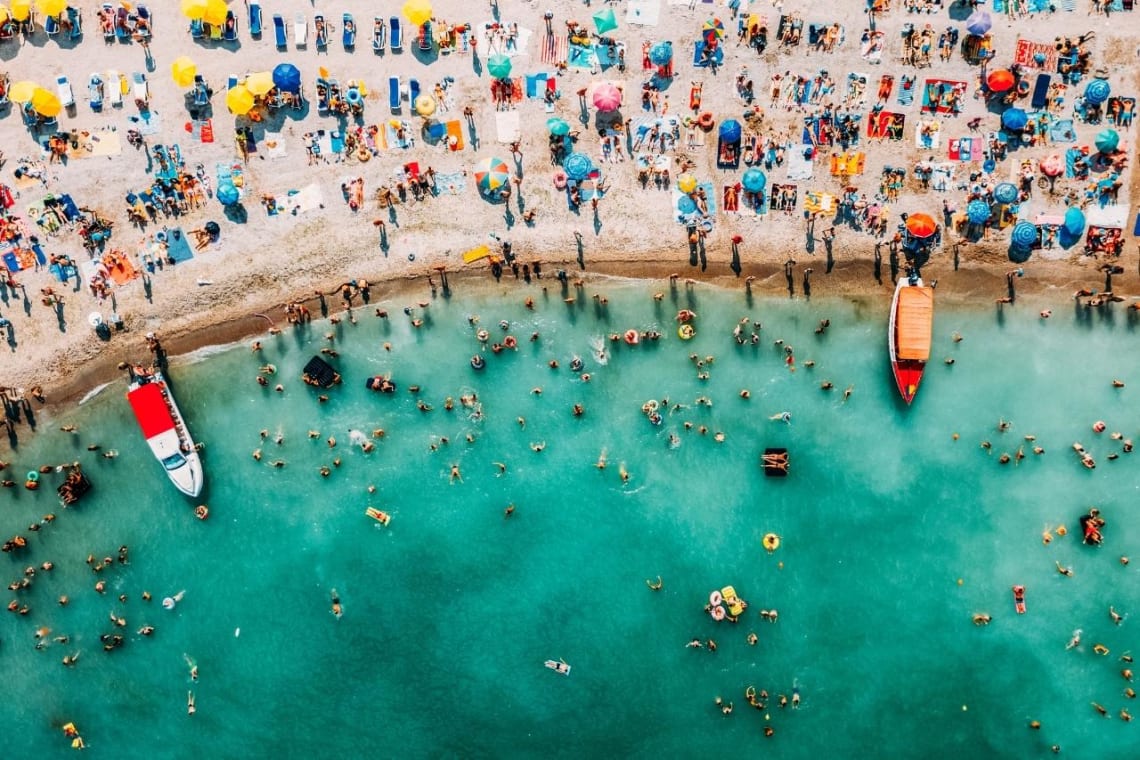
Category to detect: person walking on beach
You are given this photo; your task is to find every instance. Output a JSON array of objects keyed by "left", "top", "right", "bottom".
[
  {"left": 802, "top": 267, "right": 813, "bottom": 299},
  {"left": 784, "top": 259, "right": 795, "bottom": 297}
]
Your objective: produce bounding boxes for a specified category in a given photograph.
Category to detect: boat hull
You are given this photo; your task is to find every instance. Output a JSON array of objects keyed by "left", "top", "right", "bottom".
[
  {"left": 888, "top": 276, "right": 933, "bottom": 405},
  {"left": 127, "top": 370, "right": 204, "bottom": 498}
]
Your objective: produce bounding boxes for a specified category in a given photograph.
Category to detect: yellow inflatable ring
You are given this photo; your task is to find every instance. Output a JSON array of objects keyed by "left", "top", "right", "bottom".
[
  {"left": 763, "top": 533, "right": 781, "bottom": 552},
  {"left": 357, "top": 147, "right": 371, "bottom": 162},
  {"left": 678, "top": 324, "right": 696, "bottom": 340},
  {"left": 195, "top": 505, "right": 209, "bottom": 520}
]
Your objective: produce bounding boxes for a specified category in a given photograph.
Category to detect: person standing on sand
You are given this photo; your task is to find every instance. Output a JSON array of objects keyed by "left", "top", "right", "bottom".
[{"left": 784, "top": 259, "right": 795, "bottom": 296}]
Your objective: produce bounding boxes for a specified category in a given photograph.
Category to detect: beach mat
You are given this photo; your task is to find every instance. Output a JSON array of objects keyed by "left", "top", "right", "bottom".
[
  {"left": 435, "top": 171, "right": 468, "bottom": 194},
  {"left": 286, "top": 183, "right": 324, "bottom": 215},
  {"left": 625, "top": 0, "right": 661, "bottom": 26},
  {"left": 262, "top": 131, "right": 288, "bottom": 159},
  {"left": 495, "top": 111, "right": 521, "bottom": 144},
  {"left": 102, "top": 250, "right": 139, "bottom": 284},
  {"left": 130, "top": 111, "right": 163, "bottom": 136},
  {"left": 164, "top": 228, "right": 195, "bottom": 262},
  {"left": 786, "top": 145, "right": 814, "bottom": 180}
]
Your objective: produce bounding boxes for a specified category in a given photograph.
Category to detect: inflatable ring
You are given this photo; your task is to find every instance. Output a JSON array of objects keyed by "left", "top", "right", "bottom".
[
  {"left": 697, "top": 112, "right": 715, "bottom": 130},
  {"left": 641, "top": 399, "right": 659, "bottom": 414},
  {"left": 678, "top": 324, "right": 696, "bottom": 340},
  {"left": 624, "top": 329, "right": 640, "bottom": 345},
  {"left": 162, "top": 597, "right": 175, "bottom": 610},
  {"left": 709, "top": 590, "right": 723, "bottom": 606},
  {"left": 357, "top": 147, "right": 371, "bottom": 162},
  {"left": 346, "top": 89, "right": 363, "bottom": 106},
  {"left": 407, "top": 253, "right": 416, "bottom": 261},
  {"left": 470, "top": 354, "right": 486, "bottom": 370},
  {"left": 763, "top": 533, "right": 781, "bottom": 552},
  {"left": 476, "top": 329, "right": 490, "bottom": 342},
  {"left": 553, "top": 170, "right": 568, "bottom": 190},
  {"left": 503, "top": 335, "right": 517, "bottom": 349},
  {"left": 195, "top": 505, "right": 209, "bottom": 520},
  {"left": 649, "top": 412, "right": 662, "bottom": 425},
  {"left": 710, "top": 605, "right": 726, "bottom": 621},
  {"left": 26, "top": 471, "right": 39, "bottom": 483}
]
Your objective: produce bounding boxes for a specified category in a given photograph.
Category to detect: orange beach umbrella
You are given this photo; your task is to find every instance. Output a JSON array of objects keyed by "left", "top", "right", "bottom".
[{"left": 905, "top": 212, "right": 937, "bottom": 239}]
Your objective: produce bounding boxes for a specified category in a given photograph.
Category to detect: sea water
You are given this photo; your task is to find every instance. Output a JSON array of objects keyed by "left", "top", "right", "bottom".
[{"left": 1, "top": 283, "right": 1139, "bottom": 759}]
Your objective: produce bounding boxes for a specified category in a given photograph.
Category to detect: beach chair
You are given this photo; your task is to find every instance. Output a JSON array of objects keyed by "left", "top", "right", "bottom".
[
  {"left": 223, "top": 10, "right": 237, "bottom": 42},
  {"left": 248, "top": 1, "right": 262, "bottom": 38},
  {"left": 409, "top": 78, "right": 421, "bottom": 106},
  {"left": 418, "top": 21, "right": 432, "bottom": 52},
  {"left": 445, "top": 120, "right": 464, "bottom": 151},
  {"left": 342, "top": 13, "right": 355, "bottom": 49},
  {"left": 389, "top": 76, "right": 401, "bottom": 111},
  {"left": 132, "top": 72, "right": 148, "bottom": 104},
  {"left": 66, "top": 6, "right": 81, "bottom": 38},
  {"left": 314, "top": 14, "right": 327, "bottom": 48},
  {"left": 316, "top": 77, "right": 330, "bottom": 115},
  {"left": 115, "top": 6, "right": 131, "bottom": 41},
  {"left": 56, "top": 75, "right": 75, "bottom": 109},
  {"left": 88, "top": 74, "right": 104, "bottom": 112},
  {"left": 271, "top": 13, "right": 285, "bottom": 47},
  {"left": 372, "top": 17, "right": 385, "bottom": 52},
  {"left": 101, "top": 4, "right": 115, "bottom": 39},
  {"left": 0, "top": 74, "right": 8, "bottom": 106},
  {"left": 390, "top": 16, "right": 401, "bottom": 50},
  {"left": 107, "top": 70, "right": 123, "bottom": 107},
  {"left": 137, "top": 5, "right": 151, "bottom": 32},
  {"left": 189, "top": 18, "right": 203, "bottom": 39},
  {"left": 44, "top": 13, "right": 59, "bottom": 36},
  {"left": 293, "top": 13, "right": 306, "bottom": 47},
  {"left": 192, "top": 75, "right": 210, "bottom": 107}
]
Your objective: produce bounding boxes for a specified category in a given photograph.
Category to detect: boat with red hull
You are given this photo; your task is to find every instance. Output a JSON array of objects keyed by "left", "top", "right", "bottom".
[
  {"left": 126, "top": 369, "right": 204, "bottom": 497},
  {"left": 889, "top": 273, "right": 934, "bottom": 405}
]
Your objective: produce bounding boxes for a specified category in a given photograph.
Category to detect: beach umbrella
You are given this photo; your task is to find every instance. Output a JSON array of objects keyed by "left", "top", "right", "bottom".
[
  {"left": 35, "top": 0, "right": 66, "bottom": 17},
  {"left": 181, "top": 0, "right": 209, "bottom": 20},
  {"left": 225, "top": 85, "right": 255, "bottom": 115},
  {"left": 202, "top": 0, "right": 226, "bottom": 26},
  {"left": 414, "top": 94, "right": 436, "bottom": 117},
  {"left": 1001, "top": 108, "right": 1028, "bottom": 131},
  {"left": 702, "top": 18, "right": 725, "bottom": 40},
  {"left": 742, "top": 168, "right": 767, "bottom": 193},
  {"left": 591, "top": 83, "right": 622, "bottom": 112},
  {"left": 986, "top": 70, "right": 1016, "bottom": 93},
  {"left": 1063, "top": 207, "right": 1085, "bottom": 235},
  {"left": 402, "top": 0, "right": 432, "bottom": 27},
  {"left": 1033, "top": 51, "right": 1047, "bottom": 65},
  {"left": 8, "top": 80, "right": 38, "bottom": 104},
  {"left": 563, "top": 153, "right": 594, "bottom": 181},
  {"left": 905, "top": 213, "right": 937, "bottom": 239},
  {"left": 718, "top": 119, "right": 742, "bottom": 142},
  {"left": 1084, "top": 78, "right": 1111, "bottom": 106},
  {"left": 1011, "top": 221, "right": 1038, "bottom": 248},
  {"left": 245, "top": 71, "right": 276, "bottom": 97},
  {"left": 967, "top": 200, "right": 992, "bottom": 225},
  {"left": 677, "top": 173, "right": 698, "bottom": 194},
  {"left": 487, "top": 53, "right": 512, "bottom": 80},
  {"left": 272, "top": 63, "right": 302, "bottom": 93},
  {"left": 1039, "top": 154, "right": 1064, "bottom": 177},
  {"left": 171, "top": 57, "right": 197, "bottom": 88},
  {"left": 992, "top": 182, "right": 1019, "bottom": 205},
  {"left": 30, "top": 87, "right": 61, "bottom": 117},
  {"left": 965, "top": 10, "right": 991, "bottom": 36},
  {"left": 593, "top": 8, "right": 617, "bottom": 35},
  {"left": 677, "top": 195, "right": 697, "bottom": 215},
  {"left": 546, "top": 117, "right": 570, "bottom": 136},
  {"left": 474, "top": 157, "right": 511, "bottom": 194},
  {"left": 649, "top": 42, "right": 673, "bottom": 67},
  {"left": 1095, "top": 128, "right": 1120, "bottom": 153},
  {"left": 216, "top": 181, "right": 240, "bottom": 206},
  {"left": 10, "top": 0, "right": 29, "bottom": 21}
]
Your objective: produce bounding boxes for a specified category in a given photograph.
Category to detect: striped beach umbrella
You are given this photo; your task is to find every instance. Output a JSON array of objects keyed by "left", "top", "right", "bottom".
[
  {"left": 967, "top": 200, "right": 992, "bottom": 225},
  {"left": 1084, "top": 78, "right": 1111, "bottom": 106},
  {"left": 563, "top": 153, "right": 594, "bottom": 181},
  {"left": 742, "top": 168, "right": 767, "bottom": 193},
  {"left": 905, "top": 213, "right": 937, "bottom": 239},
  {"left": 171, "top": 57, "right": 197, "bottom": 88},
  {"left": 474, "top": 157, "right": 511, "bottom": 194},
  {"left": 992, "top": 182, "right": 1019, "bottom": 205},
  {"left": 1011, "top": 221, "right": 1038, "bottom": 248},
  {"left": 702, "top": 18, "right": 725, "bottom": 40}
]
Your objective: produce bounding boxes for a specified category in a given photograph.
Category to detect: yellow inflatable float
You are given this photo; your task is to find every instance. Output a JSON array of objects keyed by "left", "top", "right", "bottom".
[
  {"left": 678, "top": 324, "right": 695, "bottom": 340},
  {"left": 763, "top": 533, "right": 781, "bottom": 552},
  {"left": 720, "top": 585, "right": 745, "bottom": 617}
]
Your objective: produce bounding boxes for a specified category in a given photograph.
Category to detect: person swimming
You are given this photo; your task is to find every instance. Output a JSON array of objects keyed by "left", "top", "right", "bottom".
[
  {"left": 331, "top": 589, "right": 342, "bottom": 619},
  {"left": 646, "top": 576, "right": 663, "bottom": 590},
  {"left": 769, "top": 411, "right": 792, "bottom": 424}
]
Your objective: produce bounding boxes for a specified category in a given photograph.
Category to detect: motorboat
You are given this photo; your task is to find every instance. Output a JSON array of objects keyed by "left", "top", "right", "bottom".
[
  {"left": 126, "top": 368, "right": 204, "bottom": 497},
  {"left": 888, "top": 271, "right": 933, "bottom": 405}
]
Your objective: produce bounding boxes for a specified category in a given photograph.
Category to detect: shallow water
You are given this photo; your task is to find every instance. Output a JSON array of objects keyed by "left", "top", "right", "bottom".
[{"left": 2, "top": 283, "right": 1139, "bottom": 758}]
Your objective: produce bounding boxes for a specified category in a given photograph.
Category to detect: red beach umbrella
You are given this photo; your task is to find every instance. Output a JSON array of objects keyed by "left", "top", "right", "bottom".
[
  {"left": 986, "top": 69, "right": 1016, "bottom": 93},
  {"left": 905, "top": 213, "right": 938, "bottom": 239},
  {"left": 592, "top": 83, "right": 622, "bottom": 112}
]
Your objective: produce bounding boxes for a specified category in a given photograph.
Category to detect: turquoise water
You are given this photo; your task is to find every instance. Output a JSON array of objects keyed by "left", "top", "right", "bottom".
[{"left": 2, "top": 283, "right": 1139, "bottom": 758}]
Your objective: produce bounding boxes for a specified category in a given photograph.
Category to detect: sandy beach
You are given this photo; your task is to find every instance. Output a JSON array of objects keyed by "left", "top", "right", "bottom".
[{"left": 0, "top": 0, "right": 1136, "bottom": 408}]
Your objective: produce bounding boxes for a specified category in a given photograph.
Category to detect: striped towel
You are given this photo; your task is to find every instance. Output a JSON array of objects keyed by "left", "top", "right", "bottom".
[
  {"left": 896, "top": 76, "right": 915, "bottom": 106},
  {"left": 1058, "top": 0, "right": 1076, "bottom": 10},
  {"left": 540, "top": 34, "right": 568, "bottom": 65}
]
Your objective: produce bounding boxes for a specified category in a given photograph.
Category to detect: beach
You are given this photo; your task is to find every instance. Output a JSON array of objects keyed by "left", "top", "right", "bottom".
[{"left": 0, "top": 0, "right": 1134, "bottom": 408}]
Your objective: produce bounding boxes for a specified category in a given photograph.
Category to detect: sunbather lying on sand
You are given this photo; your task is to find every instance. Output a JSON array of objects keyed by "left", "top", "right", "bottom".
[{"left": 343, "top": 178, "right": 365, "bottom": 211}]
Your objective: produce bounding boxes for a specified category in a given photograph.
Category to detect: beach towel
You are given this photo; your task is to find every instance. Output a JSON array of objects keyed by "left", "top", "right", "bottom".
[
  {"left": 131, "top": 110, "right": 162, "bottom": 136},
  {"left": 102, "top": 250, "right": 138, "bottom": 285},
  {"left": 568, "top": 43, "right": 597, "bottom": 70},
  {"left": 2, "top": 251, "right": 19, "bottom": 272},
  {"left": 69, "top": 130, "right": 122, "bottom": 158},
  {"left": 595, "top": 40, "right": 625, "bottom": 70},
  {"left": 867, "top": 112, "right": 905, "bottom": 140},
  {"left": 803, "top": 190, "right": 836, "bottom": 215},
  {"left": 921, "top": 80, "right": 966, "bottom": 115},
  {"left": 478, "top": 22, "right": 531, "bottom": 57},
  {"left": 786, "top": 145, "right": 814, "bottom": 180},
  {"left": 1058, "top": 0, "right": 1075, "bottom": 9},
  {"left": 525, "top": 73, "right": 548, "bottom": 99},
  {"left": 625, "top": 0, "right": 661, "bottom": 26},
  {"left": 495, "top": 111, "right": 521, "bottom": 144},
  {"left": 1014, "top": 39, "right": 1058, "bottom": 72},
  {"left": 897, "top": 76, "right": 916, "bottom": 107},
  {"left": 50, "top": 262, "right": 77, "bottom": 282},
  {"left": 286, "top": 183, "right": 325, "bottom": 215},
  {"left": 670, "top": 182, "right": 717, "bottom": 224},
  {"left": 164, "top": 228, "right": 195, "bottom": 262},
  {"left": 435, "top": 171, "right": 468, "bottom": 195},
  {"left": 330, "top": 131, "right": 345, "bottom": 154},
  {"left": 1049, "top": 119, "right": 1076, "bottom": 143},
  {"left": 693, "top": 40, "right": 723, "bottom": 68},
  {"left": 915, "top": 120, "right": 942, "bottom": 149},
  {"left": 539, "top": 34, "right": 568, "bottom": 65},
  {"left": 948, "top": 137, "right": 983, "bottom": 161},
  {"left": 931, "top": 162, "right": 955, "bottom": 192},
  {"left": 445, "top": 121, "right": 465, "bottom": 151},
  {"left": 261, "top": 131, "right": 288, "bottom": 159},
  {"left": 723, "top": 185, "right": 742, "bottom": 214},
  {"left": 861, "top": 31, "right": 885, "bottom": 63}
]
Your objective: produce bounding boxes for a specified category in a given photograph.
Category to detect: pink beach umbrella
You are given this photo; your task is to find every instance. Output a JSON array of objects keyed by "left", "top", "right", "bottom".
[{"left": 592, "top": 83, "right": 622, "bottom": 113}]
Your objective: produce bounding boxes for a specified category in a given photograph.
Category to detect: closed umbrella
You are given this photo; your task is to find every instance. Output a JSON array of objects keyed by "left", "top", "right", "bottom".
[
  {"left": 35, "top": 0, "right": 66, "bottom": 17},
  {"left": 967, "top": 200, "right": 992, "bottom": 224},
  {"left": 225, "top": 84, "right": 255, "bottom": 115},
  {"left": 1094, "top": 128, "right": 1119, "bottom": 153},
  {"left": 1011, "top": 221, "right": 1038, "bottom": 248},
  {"left": 742, "top": 168, "right": 767, "bottom": 193},
  {"left": 1001, "top": 108, "right": 1028, "bottom": 131},
  {"left": 965, "top": 10, "right": 991, "bottom": 36},
  {"left": 272, "top": 63, "right": 302, "bottom": 93},
  {"left": 402, "top": 0, "right": 432, "bottom": 27},
  {"left": 245, "top": 71, "right": 275, "bottom": 97},
  {"left": 10, "top": 0, "right": 29, "bottom": 21},
  {"left": 9, "top": 80, "right": 39, "bottom": 104},
  {"left": 592, "top": 83, "right": 622, "bottom": 112},
  {"left": 986, "top": 70, "right": 1016, "bottom": 93},
  {"left": 677, "top": 173, "right": 698, "bottom": 194},
  {"left": 216, "top": 182, "right": 240, "bottom": 206},
  {"left": 414, "top": 95, "right": 436, "bottom": 117},
  {"left": 487, "top": 53, "right": 512, "bottom": 80},
  {"left": 648, "top": 42, "right": 673, "bottom": 67},
  {"left": 992, "top": 183, "right": 1019, "bottom": 205},
  {"left": 564, "top": 153, "right": 594, "bottom": 181},
  {"left": 181, "top": 0, "right": 209, "bottom": 20},
  {"left": 31, "top": 87, "right": 61, "bottom": 117},
  {"left": 171, "top": 57, "right": 197, "bottom": 88},
  {"left": 905, "top": 213, "right": 937, "bottom": 238},
  {"left": 1084, "top": 78, "right": 1110, "bottom": 106},
  {"left": 474, "top": 157, "right": 511, "bottom": 194},
  {"left": 1063, "top": 207, "right": 1085, "bottom": 235},
  {"left": 202, "top": 0, "right": 227, "bottom": 26},
  {"left": 718, "top": 119, "right": 742, "bottom": 142},
  {"left": 593, "top": 8, "right": 617, "bottom": 34},
  {"left": 546, "top": 117, "right": 570, "bottom": 136}
]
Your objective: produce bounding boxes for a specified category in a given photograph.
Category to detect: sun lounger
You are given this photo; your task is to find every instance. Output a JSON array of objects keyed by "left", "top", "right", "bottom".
[
  {"left": 56, "top": 75, "right": 75, "bottom": 109},
  {"left": 137, "top": 5, "right": 151, "bottom": 31},
  {"left": 101, "top": 3, "right": 115, "bottom": 39},
  {"left": 131, "top": 72, "right": 148, "bottom": 104},
  {"left": 419, "top": 21, "right": 432, "bottom": 51},
  {"left": 294, "top": 13, "right": 306, "bottom": 47},
  {"left": 1031, "top": 74, "right": 1051, "bottom": 111},
  {"left": 372, "top": 17, "right": 385, "bottom": 51},
  {"left": 107, "top": 70, "right": 123, "bottom": 107},
  {"left": 88, "top": 74, "right": 104, "bottom": 112},
  {"left": 409, "top": 78, "right": 421, "bottom": 106},
  {"left": 223, "top": 10, "right": 237, "bottom": 41},
  {"left": 249, "top": 1, "right": 262, "bottom": 37},
  {"left": 67, "top": 6, "right": 82, "bottom": 38},
  {"left": 44, "top": 13, "right": 59, "bottom": 36},
  {"left": 314, "top": 14, "right": 327, "bottom": 48},
  {"left": 343, "top": 13, "right": 355, "bottom": 48},
  {"left": 316, "top": 77, "right": 330, "bottom": 115},
  {"left": 390, "top": 16, "right": 401, "bottom": 50},
  {"left": 189, "top": 17, "right": 203, "bottom": 39},
  {"left": 389, "top": 76, "right": 401, "bottom": 111},
  {"left": 272, "top": 13, "right": 285, "bottom": 47},
  {"left": 192, "top": 75, "right": 210, "bottom": 107}
]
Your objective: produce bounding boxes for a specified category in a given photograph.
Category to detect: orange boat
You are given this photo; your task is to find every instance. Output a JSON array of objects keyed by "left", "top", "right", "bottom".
[{"left": 889, "top": 272, "right": 933, "bottom": 404}]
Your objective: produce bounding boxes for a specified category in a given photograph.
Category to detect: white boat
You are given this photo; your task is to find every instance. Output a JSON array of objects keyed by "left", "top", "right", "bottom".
[
  {"left": 126, "top": 369, "right": 204, "bottom": 497},
  {"left": 544, "top": 659, "right": 570, "bottom": 675},
  {"left": 888, "top": 272, "right": 933, "bottom": 405}
]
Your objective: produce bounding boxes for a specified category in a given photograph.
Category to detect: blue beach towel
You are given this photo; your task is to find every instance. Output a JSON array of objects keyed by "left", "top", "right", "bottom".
[
  {"left": 568, "top": 44, "right": 596, "bottom": 70},
  {"left": 3, "top": 252, "right": 19, "bottom": 272},
  {"left": 897, "top": 76, "right": 915, "bottom": 107},
  {"left": 331, "top": 131, "right": 345, "bottom": 153},
  {"left": 163, "top": 228, "right": 195, "bottom": 262},
  {"left": 693, "top": 41, "right": 723, "bottom": 68},
  {"left": 525, "top": 73, "right": 548, "bottom": 99},
  {"left": 435, "top": 171, "right": 467, "bottom": 194},
  {"left": 1050, "top": 119, "right": 1076, "bottom": 143}
]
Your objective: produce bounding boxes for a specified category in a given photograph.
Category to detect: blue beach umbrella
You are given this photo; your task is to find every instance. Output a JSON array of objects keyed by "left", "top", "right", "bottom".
[
  {"left": 649, "top": 41, "right": 673, "bottom": 67},
  {"left": 1001, "top": 108, "right": 1028, "bottom": 131},
  {"left": 272, "top": 63, "right": 302, "bottom": 93},
  {"left": 741, "top": 168, "right": 767, "bottom": 193},
  {"left": 1063, "top": 206, "right": 1085, "bottom": 235},
  {"left": 546, "top": 117, "right": 570, "bottom": 136},
  {"left": 965, "top": 10, "right": 992, "bottom": 36},
  {"left": 1033, "top": 51, "right": 1047, "bottom": 66},
  {"left": 718, "top": 119, "right": 742, "bottom": 142},
  {"left": 1084, "top": 78, "right": 1111, "bottom": 106},
  {"left": 217, "top": 181, "right": 240, "bottom": 206},
  {"left": 1011, "top": 221, "right": 1038, "bottom": 248},
  {"left": 677, "top": 195, "right": 697, "bottom": 215},
  {"left": 992, "top": 182, "right": 1019, "bottom": 205},
  {"left": 967, "top": 200, "right": 991, "bottom": 224},
  {"left": 487, "top": 53, "right": 512, "bottom": 80},
  {"left": 564, "top": 152, "right": 594, "bottom": 181},
  {"left": 1095, "top": 128, "right": 1119, "bottom": 154}
]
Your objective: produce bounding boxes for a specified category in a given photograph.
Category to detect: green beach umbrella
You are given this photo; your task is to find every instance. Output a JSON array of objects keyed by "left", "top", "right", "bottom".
[
  {"left": 593, "top": 8, "right": 617, "bottom": 34},
  {"left": 547, "top": 117, "right": 570, "bottom": 136},
  {"left": 1095, "top": 129, "right": 1119, "bottom": 154},
  {"left": 487, "top": 53, "right": 512, "bottom": 80}
]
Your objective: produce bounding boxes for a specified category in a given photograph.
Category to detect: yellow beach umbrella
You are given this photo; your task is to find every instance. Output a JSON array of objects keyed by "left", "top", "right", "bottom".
[
  {"left": 202, "top": 0, "right": 227, "bottom": 26},
  {"left": 31, "top": 87, "right": 62, "bottom": 117},
  {"left": 11, "top": 0, "right": 30, "bottom": 21},
  {"left": 171, "top": 56, "right": 197, "bottom": 88},
  {"left": 402, "top": 0, "right": 432, "bottom": 26},
  {"left": 181, "top": 0, "right": 208, "bottom": 19},
  {"left": 245, "top": 71, "right": 275, "bottom": 97},
  {"left": 414, "top": 94, "right": 436, "bottom": 117},
  {"left": 677, "top": 173, "right": 697, "bottom": 194},
  {"left": 9, "top": 79, "right": 39, "bottom": 103},
  {"left": 225, "top": 84, "right": 255, "bottom": 115},
  {"left": 35, "top": 0, "right": 66, "bottom": 17}
]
